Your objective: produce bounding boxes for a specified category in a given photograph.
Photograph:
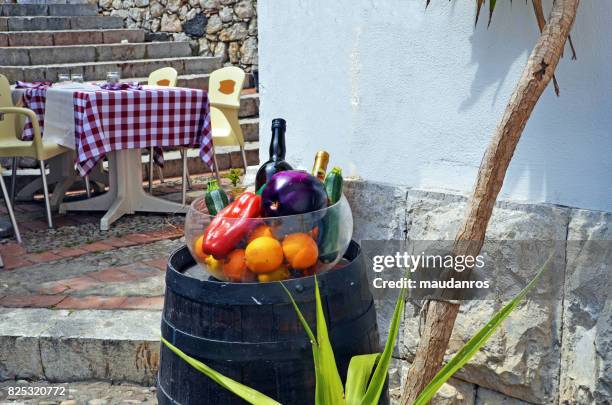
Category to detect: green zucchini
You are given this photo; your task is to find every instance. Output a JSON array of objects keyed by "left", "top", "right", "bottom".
[
  {"left": 318, "top": 210, "right": 340, "bottom": 264},
  {"left": 204, "top": 179, "right": 229, "bottom": 215},
  {"left": 318, "top": 167, "right": 343, "bottom": 263},
  {"left": 324, "top": 167, "right": 343, "bottom": 204}
]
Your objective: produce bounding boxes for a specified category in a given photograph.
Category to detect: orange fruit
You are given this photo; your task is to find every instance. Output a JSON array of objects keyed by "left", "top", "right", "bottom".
[
  {"left": 247, "top": 224, "right": 275, "bottom": 243},
  {"left": 282, "top": 233, "right": 319, "bottom": 270},
  {"left": 245, "top": 236, "right": 284, "bottom": 274},
  {"left": 257, "top": 265, "right": 290, "bottom": 283},
  {"left": 192, "top": 235, "right": 209, "bottom": 262},
  {"left": 222, "top": 249, "right": 253, "bottom": 282}
]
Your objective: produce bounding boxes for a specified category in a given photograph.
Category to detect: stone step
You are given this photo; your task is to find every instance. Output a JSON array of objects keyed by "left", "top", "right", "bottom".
[
  {"left": 152, "top": 141, "right": 260, "bottom": 179},
  {"left": 6, "top": 113, "right": 259, "bottom": 171},
  {"left": 0, "top": 308, "right": 160, "bottom": 385},
  {"left": 1, "top": 56, "right": 223, "bottom": 82},
  {"left": 241, "top": 117, "right": 259, "bottom": 142},
  {"left": 0, "top": 28, "right": 145, "bottom": 47},
  {"left": 237, "top": 93, "right": 259, "bottom": 118},
  {"left": 119, "top": 79, "right": 259, "bottom": 119},
  {"left": 124, "top": 76, "right": 259, "bottom": 118},
  {"left": 8, "top": 141, "right": 261, "bottom": 191},
  {"left": 0, "top": 16, "right": 124, "bottom": 32},
  {"left": 0, "top": 41, "right": 192, "bottom": 66},
  {"left": 0, "top": 3, "right": 98, "bottom": 16},
  {"left": 130, "top": 72, "right": 256, "bottom": 92}
]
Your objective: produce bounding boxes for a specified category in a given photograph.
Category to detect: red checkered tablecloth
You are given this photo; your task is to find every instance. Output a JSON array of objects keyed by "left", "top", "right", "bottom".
[
  {"left": 20, "top": 87, "right": 47, "bottom": 135},
  {"left": 21, "top": 86, "right": 214, "bottom": 176}
]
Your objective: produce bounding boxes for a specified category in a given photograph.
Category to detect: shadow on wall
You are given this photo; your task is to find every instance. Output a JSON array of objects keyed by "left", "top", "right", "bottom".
[
  {"left": 459, "top": 1, "right": 535, "bottom": 110},
  {"left": 461, "top": 0, "right": 612, "bottom": 211}
]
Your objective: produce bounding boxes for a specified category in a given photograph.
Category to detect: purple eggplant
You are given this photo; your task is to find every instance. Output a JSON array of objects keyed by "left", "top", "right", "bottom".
[{"left": 261, "top": 170, "right": 328, "bottom": 217}]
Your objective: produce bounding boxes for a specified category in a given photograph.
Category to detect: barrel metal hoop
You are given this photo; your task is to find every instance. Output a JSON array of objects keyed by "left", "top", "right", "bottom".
[
  {"left": 160, "top": 300, "right": 378, "bottom": 362},
  {"left": 156, "top": 379, "right": 180, "bottom": 405}
]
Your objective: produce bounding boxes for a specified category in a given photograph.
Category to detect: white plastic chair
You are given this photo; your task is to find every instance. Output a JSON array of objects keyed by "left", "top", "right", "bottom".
[
  {"left": 0, "top": 74, "right": 70, "bottom": 228},
  {"left": 209, "top": 66, "right": 248, "bottom": 180}
]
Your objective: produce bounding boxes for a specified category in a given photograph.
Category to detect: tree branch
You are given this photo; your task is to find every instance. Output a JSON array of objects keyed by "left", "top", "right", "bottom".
[{"left": 400, "top": 0, "right": 580, "bottom": 403}]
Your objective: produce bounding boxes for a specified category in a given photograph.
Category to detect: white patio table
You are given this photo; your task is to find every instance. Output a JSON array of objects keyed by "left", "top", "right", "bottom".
[{"left": 20, "top": 83, "right": 216, "bottom": 230}]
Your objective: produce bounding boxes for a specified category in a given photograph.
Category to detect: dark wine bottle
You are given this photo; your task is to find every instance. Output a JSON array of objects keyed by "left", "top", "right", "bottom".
[{"left": 255, "top": 118, "right": 293, "bottom": 190}]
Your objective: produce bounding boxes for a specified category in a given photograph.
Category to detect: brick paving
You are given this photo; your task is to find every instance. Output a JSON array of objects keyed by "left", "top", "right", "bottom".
[
  {"left": 0, "top": 181, "right": 190, "bottom": 255},
  {"left": 0, "top": 236, "right": 178, "bottom": 310},
  {"left": 0, "top": 174, "right": 240, "bottom": 312},
  {"left": 0, "top": 173, "right": 250, "bottom": 403}
]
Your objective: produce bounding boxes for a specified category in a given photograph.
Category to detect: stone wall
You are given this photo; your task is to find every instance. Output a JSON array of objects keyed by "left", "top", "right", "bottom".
[
  {"left": 98, "top": 0, "right": 258, "bottom": 72},
  {"left": 343, "top": 178, "right": 611, "bottom": 405}
]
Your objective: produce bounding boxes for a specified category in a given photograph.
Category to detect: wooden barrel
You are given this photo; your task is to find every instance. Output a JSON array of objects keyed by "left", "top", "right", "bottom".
[{"left": 158, "top": 241, "right": 384, "bottom": 405}]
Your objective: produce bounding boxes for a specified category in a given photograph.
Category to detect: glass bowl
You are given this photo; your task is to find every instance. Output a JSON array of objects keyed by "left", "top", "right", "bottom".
[{"left": 184, "top": 194, "right": 353, "bottom": 283}]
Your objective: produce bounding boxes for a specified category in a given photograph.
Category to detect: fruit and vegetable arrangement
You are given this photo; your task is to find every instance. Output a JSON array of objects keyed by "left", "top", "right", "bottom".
[
  {"left": 187, "top": 118, "right": 352, "bottom": 283},
  {"left": 191, "top": 167, "right": 347, "bottom": 283}
]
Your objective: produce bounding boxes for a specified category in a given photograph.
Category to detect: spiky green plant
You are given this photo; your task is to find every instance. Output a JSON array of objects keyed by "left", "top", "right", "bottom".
[{"left": 161, "top": 255, "right": 551, "bottom": 404}]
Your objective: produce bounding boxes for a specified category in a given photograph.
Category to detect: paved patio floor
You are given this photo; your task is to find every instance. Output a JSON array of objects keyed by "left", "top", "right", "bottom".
[
  {"left": 0, "top": 174, "right": 231, "bottom": 311},
  {"left": 0, "top": 172, "right": 244, "bottom": 401}
]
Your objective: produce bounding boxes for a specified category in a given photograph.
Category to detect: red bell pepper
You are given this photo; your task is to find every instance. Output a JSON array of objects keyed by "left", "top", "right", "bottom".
[{"left": 202, "top": 192, "right": 261, "bottom": 259}]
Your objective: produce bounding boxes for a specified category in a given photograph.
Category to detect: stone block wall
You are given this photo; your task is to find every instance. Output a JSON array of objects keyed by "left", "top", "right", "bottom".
[
  {"left": 343, "top": 178, "right": 611, "bottom": 405},
  {"left": 98, "top": 0, "right": 258, "bottom": 71}
]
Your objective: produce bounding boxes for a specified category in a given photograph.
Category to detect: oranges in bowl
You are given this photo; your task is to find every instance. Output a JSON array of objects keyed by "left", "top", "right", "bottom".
[
  {"left": 185, "top": 195, "right": 353, "bottom": 283},
  {"left": 243, "top": 232, "right": 318, "bottom": 281},
  {"left": 282, "top": 233, "right": 319, "bottom": 270},
  {"left": 245, "top": 236, "right": 284, "bottom": 274}
]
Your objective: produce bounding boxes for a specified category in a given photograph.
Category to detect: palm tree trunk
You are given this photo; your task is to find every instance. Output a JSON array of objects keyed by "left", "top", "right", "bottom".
[{"left": 400, "top": 0, "right": 580, "bottom": 403}]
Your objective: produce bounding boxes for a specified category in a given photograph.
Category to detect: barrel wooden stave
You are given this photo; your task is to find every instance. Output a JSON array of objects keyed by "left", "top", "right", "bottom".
[{"left": 158, "top": 241, "right": 382, "bottom": 405}]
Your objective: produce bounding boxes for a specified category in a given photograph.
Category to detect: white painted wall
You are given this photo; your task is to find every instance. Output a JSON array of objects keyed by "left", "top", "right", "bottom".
[{"left": 258, "top": 0, "right": 612, "bottom": 213}]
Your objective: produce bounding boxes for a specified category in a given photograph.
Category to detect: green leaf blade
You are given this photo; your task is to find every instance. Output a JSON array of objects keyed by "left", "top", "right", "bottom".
[
  {"left": 313, "top": 276, "right": 345, "bottom": 405},
  {"left": 360, "top": 287, "right": 407, "bottom": 405},
  {"left": 345, "top": 354, "right": 380, "bottom": 405},
  {"left": 413, "top": 255, "right": 554, "bottom": 405},
  {"left": 280, "top": 282, "right": 317, "bottom": 343},
  {"left": 161, "top": 337, "right": 281, "bottom": 405},
  {"left": 282, "top": 279, "right": 344, "bottom": 405}
]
